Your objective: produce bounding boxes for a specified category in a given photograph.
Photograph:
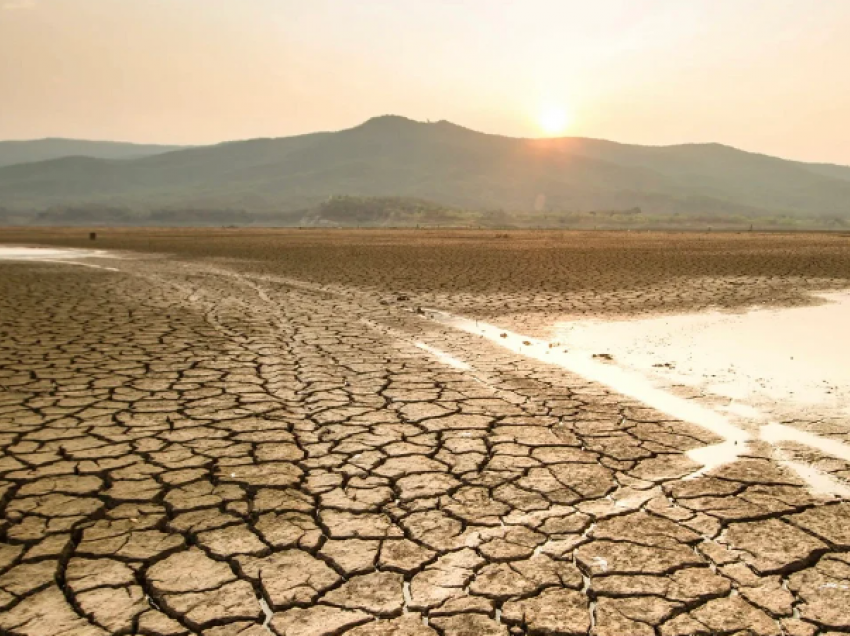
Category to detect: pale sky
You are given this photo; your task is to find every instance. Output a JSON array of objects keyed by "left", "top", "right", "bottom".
[{"left": 1, "top": 0, "right": 849, "bottom": 164}]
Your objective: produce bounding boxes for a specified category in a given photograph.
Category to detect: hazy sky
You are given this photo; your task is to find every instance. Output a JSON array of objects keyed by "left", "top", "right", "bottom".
[{"left": 2, "top": 0, "right": 849, "bottom": 163}]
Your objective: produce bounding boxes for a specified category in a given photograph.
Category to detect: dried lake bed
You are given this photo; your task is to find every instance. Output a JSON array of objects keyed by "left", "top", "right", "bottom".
[{"left": 1, "top": 228, "right": 850, "bottom": 636}]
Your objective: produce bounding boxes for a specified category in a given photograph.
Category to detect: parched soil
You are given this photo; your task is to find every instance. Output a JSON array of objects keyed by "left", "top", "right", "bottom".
[
  {"left": 0, "top": 229, "right": 849, "bottom": 635},
  {"left": 4, "top": 228, "right": 850, "bottom": 318}
]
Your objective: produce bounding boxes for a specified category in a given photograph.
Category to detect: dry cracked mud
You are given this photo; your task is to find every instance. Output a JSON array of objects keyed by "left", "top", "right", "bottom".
[{"left": 1, "top": 229, "right": 850, "bottom": 636}]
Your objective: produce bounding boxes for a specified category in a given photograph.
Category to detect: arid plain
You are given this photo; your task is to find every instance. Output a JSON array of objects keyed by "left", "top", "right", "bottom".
[{"left": 2, "top": 228, "right": 850, "bottom": 636}]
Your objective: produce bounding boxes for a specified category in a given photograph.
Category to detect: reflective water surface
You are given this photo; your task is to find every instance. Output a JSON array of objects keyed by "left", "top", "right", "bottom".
[
  {"left": 0, "top": 246, "right": 119, "bottom": 270},
  {"left": 426, "top": 292, "right": 850, "bottom": 495}
]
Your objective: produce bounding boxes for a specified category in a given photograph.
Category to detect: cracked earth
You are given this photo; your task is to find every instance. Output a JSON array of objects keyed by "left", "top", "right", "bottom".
[{"left": 2, "top": 229, "right": 850, "bottom": 636}]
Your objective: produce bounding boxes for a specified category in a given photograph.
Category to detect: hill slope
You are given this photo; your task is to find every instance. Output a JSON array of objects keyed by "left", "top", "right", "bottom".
[
  {"left": 0, "top": 138, "right": 187, "bottom": 168},
  {"left": 1, "top": 117, "right": 849, "bottom": 220}
]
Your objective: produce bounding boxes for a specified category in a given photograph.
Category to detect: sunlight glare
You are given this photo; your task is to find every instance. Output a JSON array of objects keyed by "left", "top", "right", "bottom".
[{"left": 538, "top": 105, "right": 570, "bottom": 136}]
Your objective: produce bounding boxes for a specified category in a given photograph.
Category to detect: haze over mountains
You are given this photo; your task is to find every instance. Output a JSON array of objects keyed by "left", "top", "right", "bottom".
[
  {"left": 0, "top": 139, "right": 187, "bottom": 169},
  {"left": 1, "top": 116, "right": 849, "bottom": 226}
]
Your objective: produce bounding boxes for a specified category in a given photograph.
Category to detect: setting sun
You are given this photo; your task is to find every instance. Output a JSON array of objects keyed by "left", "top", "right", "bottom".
[{"left": 538, "top": 105, "right": 570, "bottom": 136}]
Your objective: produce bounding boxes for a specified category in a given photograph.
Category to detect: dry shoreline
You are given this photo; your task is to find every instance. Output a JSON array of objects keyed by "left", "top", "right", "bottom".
[{"left": 1, "top": 230, "right": 849, "bottom": 634}]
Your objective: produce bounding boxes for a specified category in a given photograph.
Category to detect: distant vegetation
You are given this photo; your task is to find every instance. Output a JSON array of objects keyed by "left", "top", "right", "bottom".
[
  {"left": 1, "top": 116, "right": 849, "bottom": 228},
  {"left": 3, "top": 197, "right": 843, "bottom": 231},
  {"left": 306, "top": 196, "right": 459, "bottom": 226}
]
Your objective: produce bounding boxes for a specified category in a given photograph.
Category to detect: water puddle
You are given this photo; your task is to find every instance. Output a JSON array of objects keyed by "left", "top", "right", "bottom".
[
  {"left": 424, "top": 295, "right": 850, "bottom": 497},
  {"left": 551, "top": 293, "right": 850, "bottom": 422},
  {"left": 775, "top": 455, "right": 850, "bottom": 498},
  {"left": 0, "top": 246, "right": 119, "bottom": 271},
  {"left": 414, "top": 342, "right": 471, "bottom": 370},
  {"left": 425, "top": 307, "right": 750, "bottom": 470},
  {"left": 761, "top": 423, "right": 850, "bottom": 462}
]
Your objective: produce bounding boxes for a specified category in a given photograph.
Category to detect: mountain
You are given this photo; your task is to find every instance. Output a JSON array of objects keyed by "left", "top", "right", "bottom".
[
  {"left": 804, "top": 162, "right": 850, "bottom": 183},
  {"left": 0, "top": 138, "right": 187, "bottom": 168},
  {"left": 1, "top": 116, "right": 849, "bottom": 222}
]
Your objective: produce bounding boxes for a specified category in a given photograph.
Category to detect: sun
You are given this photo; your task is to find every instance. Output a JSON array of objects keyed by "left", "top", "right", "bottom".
[{"left": 538, "top": 105, "right": 570, "bottom": 136}]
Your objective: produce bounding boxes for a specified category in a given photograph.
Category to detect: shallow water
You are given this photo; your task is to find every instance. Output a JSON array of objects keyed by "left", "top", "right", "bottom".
[
  {"left": 414, "top": 342, "right": 471, "bottom": 370},
  {"left": 0, "top": 246, "right": 107, "bottom": 260},
  {"left": 427, "top": 308, "right": 752, "bottom": 472},
  {"left": 0, "top": 246, "right": 119, "bottom": 271},
  {"left": 426, "top": 293, "right": 850, "bottom": 495},
  {"left": 551, "top": 292, "right": 850, "bottom": 422}
]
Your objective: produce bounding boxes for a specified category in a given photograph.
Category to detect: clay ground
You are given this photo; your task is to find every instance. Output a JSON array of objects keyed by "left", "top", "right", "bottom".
[{"left": 1, "top": 228, "right": 850, "bottom": 636}]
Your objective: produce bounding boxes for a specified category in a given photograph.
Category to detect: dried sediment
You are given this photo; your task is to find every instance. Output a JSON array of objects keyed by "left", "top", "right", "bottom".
[{"left": 0, "top": 234, "right": 849, "bottom": 635}]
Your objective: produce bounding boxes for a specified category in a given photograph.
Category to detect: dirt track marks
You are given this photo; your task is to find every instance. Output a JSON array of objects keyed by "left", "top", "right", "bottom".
[{"left": 1, "top": 256, "right": 849, "bottom": 635}]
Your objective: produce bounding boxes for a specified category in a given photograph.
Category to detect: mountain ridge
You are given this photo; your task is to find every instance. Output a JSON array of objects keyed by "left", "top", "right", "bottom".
[
  {"left": 0, "top": 138, "right": 188, "bottom": 169},
  {"left": 1, "top": 116, "right": 849, "bottom": 220}
]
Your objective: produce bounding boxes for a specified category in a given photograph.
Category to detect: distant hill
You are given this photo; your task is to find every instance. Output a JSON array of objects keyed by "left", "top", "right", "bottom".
[
  {"left": 0, "top": 138, "right": 187, "bottom": 168},
  {"left": 1, "top": 117, "right": 849, "bottom": 223}
]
